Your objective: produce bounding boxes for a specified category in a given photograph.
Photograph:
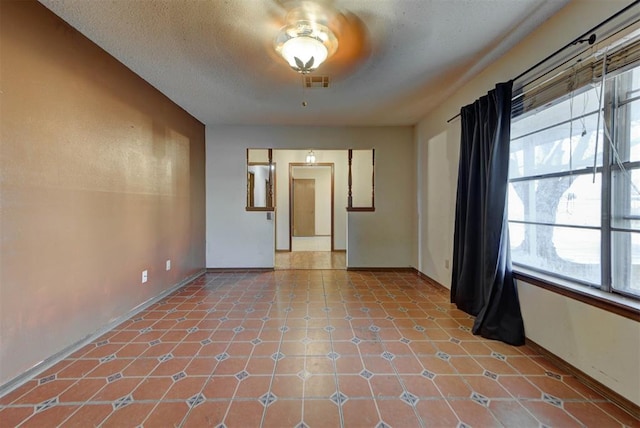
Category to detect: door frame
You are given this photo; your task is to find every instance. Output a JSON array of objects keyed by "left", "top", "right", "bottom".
[{"left": 289, "top": 163, "right": 335, "bottom": 252}]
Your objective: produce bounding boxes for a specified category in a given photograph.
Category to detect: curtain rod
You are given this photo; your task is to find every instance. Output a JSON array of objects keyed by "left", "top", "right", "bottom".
[{"left": 446, "top": 0, "right": 640, "bottom": 124}]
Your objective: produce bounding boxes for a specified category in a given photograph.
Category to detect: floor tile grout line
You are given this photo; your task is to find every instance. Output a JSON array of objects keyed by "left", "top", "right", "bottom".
[
  {"left": 32, "top": 298, "right": 199, "bottom": 428},
  {"left": 142, "top": 275, "right": 234, "bottom": 428},
  {"left": 363, "top": 277, "right": 427, "bottom": 428},
  {"left": 4, "top": 271, "right": 635, "bottom": 428},
  {"left": 258, "top": 273, "right": 296, "bottom": 428},
  {"left": 175, "top": 273, "right": 273, "bottom": 427},
  {"left": 383, "top": 279, "right": 497, "bottom": 428},
  {"left": 322, "top": 270, "right": 346, "bottom": 428},
  {"left": 344, "top": 276, "right": 400, "bottom": 422},
  {"left": 343, "top": 273, "right": 387, "bottom": 425}
]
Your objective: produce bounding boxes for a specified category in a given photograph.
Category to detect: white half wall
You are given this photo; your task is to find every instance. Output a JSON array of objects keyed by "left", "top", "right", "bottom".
[
  {"left": 206, "top": 125, "right": 416, "bottom": 269},
  {"left": 415, "top": 0, "right": 640, "bottom": 405}
]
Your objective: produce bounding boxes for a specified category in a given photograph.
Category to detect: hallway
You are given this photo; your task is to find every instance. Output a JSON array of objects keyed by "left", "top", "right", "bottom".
[
  {"left": 0, "top": 270, "right": 636, "bottom": 427},
  {"left": 275, "top": 251, "right": 346, "bottom": 270}
]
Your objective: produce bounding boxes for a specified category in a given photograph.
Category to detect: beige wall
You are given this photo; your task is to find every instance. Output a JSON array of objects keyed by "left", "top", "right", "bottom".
[
  {"left": 415, "top": 0, "right": 640, "bottom": 405},
  {"left": 0, "top": 1, "right": 206, "bottom": 386}
]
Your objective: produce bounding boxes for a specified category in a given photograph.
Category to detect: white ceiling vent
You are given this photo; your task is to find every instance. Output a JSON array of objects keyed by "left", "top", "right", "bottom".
[{"left": 304, "top": 76, "right": 330, "bottom": 88}]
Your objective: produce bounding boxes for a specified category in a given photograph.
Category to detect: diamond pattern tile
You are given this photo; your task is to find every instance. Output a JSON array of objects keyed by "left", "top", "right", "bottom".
[
  {"left": 39, "top": 374, "right": 56, "bottom": 385},
  {"left": 158, "top": 353, "right": 174, "bottom": 363},
  {"left": 100, "top": 354, "right": 116, "bottom": 364},
  {"left": 359, "top": 369, "right": 374, "bottom": 380},
  {"left": 436, "top": 351, "right": 450, "bottom": 361},
  {"left": 259, "top": 392, "right": 277, "bottom": 407},
  {"left": 215, "top": 352, "right": 229, "bottom": 362},
  {"left": 297, "top": 370, "right": 311, "bottom": 380},
  {"left": 2, "top": 270, "right": 633, "bottom": 428},
  {"left": 542, "top": 393, "right": 563, "bottom": 408},
  {"left": 470, "top": 391, "right": 490, "bottom": 407},
  {"left": 107, "top": 372, "right": 122, "bottom": 383},
  {"left": 483, "top": 370, "right": 498, "bottom": 380},
  {"left": 271, "top": 352, "right": 285, "bottom": 361},
  {"left": 35, "top": 397, "right": 58, "bottom": 413},
  {"left": 421, "top": 369, "right": 436, "bottom": 379},
  {"left": 172, "top": 371, "right": 187, "bottom": 382},
  {"left": 491, "top": 351, "right": 506, "bottom": 361},
  {"left": 330, "top": 391, "right": 348, "bottom": 406},
  {"left": 187, "top": 393, "right": 205, "bottom": 408},
  {"left": 113, "top": 394, "right": 133, "bottom": 410},
  {"left": 400, "top": 391, "right": 419, "bottom": 406}
]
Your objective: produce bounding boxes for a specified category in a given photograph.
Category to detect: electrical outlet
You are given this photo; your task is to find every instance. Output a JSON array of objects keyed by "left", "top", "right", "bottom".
[
  {"left": 142, "top": 270, "right": 148, "bottom": 284},
  {"left": 444, "top": 259, "right": 450, "bottom": 269},
  {"left": 166, "top": 259, "right": 171, "bottom": 271}
]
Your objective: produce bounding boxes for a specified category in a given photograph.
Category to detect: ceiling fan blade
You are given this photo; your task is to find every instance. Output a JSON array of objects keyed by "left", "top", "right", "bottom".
[{"left": 323, "top": 11, "right": 372, "bottom": 78}]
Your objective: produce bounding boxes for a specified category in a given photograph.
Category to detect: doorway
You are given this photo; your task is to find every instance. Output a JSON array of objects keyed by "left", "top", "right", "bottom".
[
  {"left": 288, "top": 163, "right": 334, "bottom": 252},
  {"left": 292, "top": 178, "right": 316, "bottom": 237}
]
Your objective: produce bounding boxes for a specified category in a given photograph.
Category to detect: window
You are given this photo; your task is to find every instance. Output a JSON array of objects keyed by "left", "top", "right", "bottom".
[{"left": 508, "top": 35, "right": 640, "bottom": 300}]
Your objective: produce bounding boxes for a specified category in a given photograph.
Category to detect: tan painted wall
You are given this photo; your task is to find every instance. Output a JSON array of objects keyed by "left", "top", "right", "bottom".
[{"left": 0, "top": 1, "right": 206, "bottom": 386}]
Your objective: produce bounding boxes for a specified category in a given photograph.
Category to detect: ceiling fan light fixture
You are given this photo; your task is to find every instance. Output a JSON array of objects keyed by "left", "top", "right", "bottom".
[{"left": 275, "top": 21, "right": 337, "bottom": 74}]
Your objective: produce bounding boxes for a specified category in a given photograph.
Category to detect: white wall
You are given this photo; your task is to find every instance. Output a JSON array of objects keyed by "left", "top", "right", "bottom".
[
  {"left": 415, "top": 0, "right": 640, "bottom": 405},
  {"left": 206, "top": 125, "right": 416, "bottom": 269},
  {"left": 519, "top": 283, "right": 640, "bottom": 404}
]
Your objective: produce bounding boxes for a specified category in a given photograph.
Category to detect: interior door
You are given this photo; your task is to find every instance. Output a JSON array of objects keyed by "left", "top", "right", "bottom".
[{"left": 292, "top": 178, "right": 315, "bottom": 236}]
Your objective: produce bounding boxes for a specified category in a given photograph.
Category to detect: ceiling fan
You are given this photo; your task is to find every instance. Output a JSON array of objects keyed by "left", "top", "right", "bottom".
[{"left": 270, "top": 0, "right": 372, "bottom": 79}]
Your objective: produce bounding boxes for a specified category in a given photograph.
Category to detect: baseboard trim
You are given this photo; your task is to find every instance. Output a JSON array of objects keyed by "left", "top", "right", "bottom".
[
  {"left": 414, "top": 269, "right": 451, "bottom": 292},
  {"left": 526, "top": 339, "right": 639, "bottom": 420},
  {"left": 413, "top": 270, "right": 638, "bottom": 417},
  {"left": 346, "top": 267, "right": 416, "bottom": 272},
  {"left": 206, "top": 267, "right": 275, "bottom": 272},
  {"left": 0, "top": 269, "right": 206, "bottom": 398}
]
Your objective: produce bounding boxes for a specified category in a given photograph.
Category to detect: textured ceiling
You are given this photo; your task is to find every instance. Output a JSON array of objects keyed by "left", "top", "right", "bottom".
[{"left": 38, "top": 0, "right": 570, "bottom": 126}]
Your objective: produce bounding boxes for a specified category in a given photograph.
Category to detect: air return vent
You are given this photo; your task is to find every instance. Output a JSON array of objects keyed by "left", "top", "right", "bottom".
[{"left": 303, "top": 76, "right": 330, "bottom": 88}]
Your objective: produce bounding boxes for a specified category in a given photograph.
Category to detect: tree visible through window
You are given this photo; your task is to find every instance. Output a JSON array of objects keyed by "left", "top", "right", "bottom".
[{"left": 508, "top": 58, "right": 640, "bottom": 300}]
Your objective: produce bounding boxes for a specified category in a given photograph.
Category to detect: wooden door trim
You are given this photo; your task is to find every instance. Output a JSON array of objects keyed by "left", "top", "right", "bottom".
[{"left": 289, "top": 163, "right": 335, "bottom": 252}]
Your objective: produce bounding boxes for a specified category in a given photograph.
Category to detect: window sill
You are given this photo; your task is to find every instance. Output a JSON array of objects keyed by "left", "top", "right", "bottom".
[{"left": 513, "top": 269, "right": 640, "bottom": 322}]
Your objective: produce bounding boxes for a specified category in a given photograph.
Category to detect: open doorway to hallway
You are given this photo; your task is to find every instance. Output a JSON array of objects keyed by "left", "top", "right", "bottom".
[
  {"left": 272, "top": 152, "right": 347, "bottom": 269},
  {"left": 275, "top": 251, "right": 346, "bottom": 269},
  {"left": 290, "top": 164, "right": 333, "bottom": 252}
]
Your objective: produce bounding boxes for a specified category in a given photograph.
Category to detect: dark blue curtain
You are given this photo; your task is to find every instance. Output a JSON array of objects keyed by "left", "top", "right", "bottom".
[{"left": 451, "top": 81, "right": 525, "bottom": 346}]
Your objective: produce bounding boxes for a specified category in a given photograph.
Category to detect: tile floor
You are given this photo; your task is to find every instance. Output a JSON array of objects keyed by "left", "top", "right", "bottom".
[
  {"left": 1, "top": 270, "right": 638, "bottom": 427},
  {"left": 275, "top": 251, "right": 346, "bottom": 270}
]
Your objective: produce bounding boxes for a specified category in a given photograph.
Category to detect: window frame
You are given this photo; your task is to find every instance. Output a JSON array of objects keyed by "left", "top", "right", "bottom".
[{"left": 508, "top": 47, "right": 640, "bottom": 309}]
